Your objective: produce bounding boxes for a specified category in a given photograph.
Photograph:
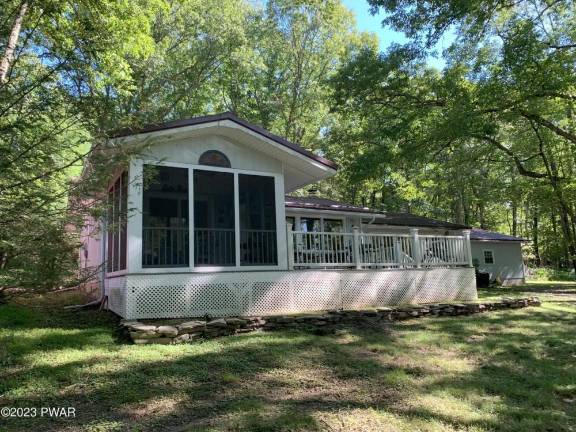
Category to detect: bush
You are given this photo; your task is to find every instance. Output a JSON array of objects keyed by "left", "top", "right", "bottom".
[{"left": 528, "top": 267, "right": 576, "bottom": 281}]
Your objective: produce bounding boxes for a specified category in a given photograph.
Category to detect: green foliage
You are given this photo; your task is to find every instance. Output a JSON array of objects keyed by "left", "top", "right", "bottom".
[
  {"left": 2, "top": 285, "right": 576, "bottom": 430},
  {"left": 330, "top": 0, "right": 576, "bottom": 269},
  {"left": 0, "top": 0, "right": 376, "bottom": 290},
  {"left": 0, "top": 0, "right": 155, "bottom": 291},
  {"left": 529, "top": 268, "right": 575, "bottom": 282}
]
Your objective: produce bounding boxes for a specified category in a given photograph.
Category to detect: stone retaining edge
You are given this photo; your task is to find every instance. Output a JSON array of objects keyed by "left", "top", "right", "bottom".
[{"left": 120, "top": 297, "right": 541, "bottom": 345}]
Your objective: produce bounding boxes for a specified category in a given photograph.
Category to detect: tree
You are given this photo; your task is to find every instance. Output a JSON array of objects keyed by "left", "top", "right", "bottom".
[
  {"left": 0, "top": 0, "right": 158, "bottom": 296},
  {"left": 329, "top": 0, "right": 576, "bottom": 270},
  {"left": 217, "top": 0, "right": 377, "bottom": 147}
]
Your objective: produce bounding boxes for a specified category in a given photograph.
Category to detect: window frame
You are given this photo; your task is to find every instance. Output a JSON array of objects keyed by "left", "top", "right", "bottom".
[
  {"left": 288, "top": 215, "right": 346, "bottom": 233},
  {"left": 105, "top": 171, "right": 128, "bottom": 277},
  {"left": 131, "top": 159, "right": 285, "bottom": 273},
  {"left": 483, "top": 249, "right": 495, "bottom": 265}
]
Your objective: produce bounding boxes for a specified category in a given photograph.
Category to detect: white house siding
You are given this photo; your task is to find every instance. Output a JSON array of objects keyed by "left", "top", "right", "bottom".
[
  {"left": 109, "top": 268, "right": 477, "bottom": 319},
  {"left": 125, "top": 134, "right": 289, "bottom": 275},
  {"left": 141, "top": 134, "right": 283, "bottom": 174},
  {"left": 471, "top": 241, "right": 525, "bottom": 285}
]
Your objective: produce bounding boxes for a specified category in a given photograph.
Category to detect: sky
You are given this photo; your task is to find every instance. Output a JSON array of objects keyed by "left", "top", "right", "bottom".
[{"left": 341, "top": 0, "right": 449, "bottom": 69}]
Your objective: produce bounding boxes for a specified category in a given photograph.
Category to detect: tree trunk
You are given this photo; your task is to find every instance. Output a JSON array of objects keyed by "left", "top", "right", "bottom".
[
  {"left": 512, "top": 202, "right": 518, "bottom": 236},
  {"left": 0, "top": 1, "right": 28, "bottom": 85},
  {"left": 533, "top": 213, "right": 541, "bottom": 267}
]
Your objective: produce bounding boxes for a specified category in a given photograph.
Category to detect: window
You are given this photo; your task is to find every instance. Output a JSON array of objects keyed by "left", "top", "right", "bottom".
[
  {"left": 300, "top": 217, "right": 321, "bottom": 232},
  {"left": 286, "top": 216, "right": 295, "bottom": 230},
  {"left": 199, "top": 150, "right": 231, "bottom": 168},
  {"left": 194, "top": 170, "right": 235, "bottom": 266},
  {"left": 107, "top": 172, "right": 128, "bottom": 273},
  {"left": 483, "top": 250, "right": 494, "bottom": 264},
  {"left": 295, "top": 217, "right": 343, "bottom": 233},
  {"left": 142, "top": 166, "right": 189, "bottom": 267},
  {"left": 140, "top": 160, "right": 280, "bottom": 269},
  {"left": 239, "top": 174, "right": 277, "bottom": 265},
  {"left": 323, "top": 219, "right": 343, "bottom": 233}
]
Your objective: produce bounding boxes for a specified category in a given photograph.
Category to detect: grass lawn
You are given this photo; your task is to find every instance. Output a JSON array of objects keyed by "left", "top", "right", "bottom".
[{"left": 1, "top": 282, "right": 575, "bottom": 432}]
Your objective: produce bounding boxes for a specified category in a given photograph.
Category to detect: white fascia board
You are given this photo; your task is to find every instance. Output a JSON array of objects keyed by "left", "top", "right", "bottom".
[{"left": 284, "top": 207, "right": 381, "bottom": 219}]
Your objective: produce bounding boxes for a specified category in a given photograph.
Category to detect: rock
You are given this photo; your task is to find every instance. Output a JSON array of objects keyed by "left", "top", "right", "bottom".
[
  {"left": 225, "top": 318, "right": 248, "bottom": 326},
  {"left": 465, "top": 304, "right": 480, "bottom": 313},
  {"left": 267, "top": 315, "right": 297, "bottom": 324},
  {"left": 177, "top": 321, "right": 206, "bottom": 333},
  {"left": 128, "top": 324, "right": 157, "bottom": 332},
  {"left": 173, "top": 333, "right": 190, "bottom": 343},
  {"left": 130, "top": 331, "right": 157, "bottom": 339},
  {"left": 157, "top": 325, "right": 178, "bottom": 337},
  {"left": 236, "top": 328, "right": 257, "bottom": 334},
  {"left": 206, "top": 318, "right": 227, "bottom": 328},
  {"left": 133, "top": 337, "right": 172, "bottom": 345},
  {"left": 295, "top": 315, "right": 322, "bottom": 322}
]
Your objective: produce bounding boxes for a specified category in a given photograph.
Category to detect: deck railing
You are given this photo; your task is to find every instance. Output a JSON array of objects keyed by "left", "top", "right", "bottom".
[
  {"left": 194, "top": 228, "right": 235, "bottom": 266},
  {"left": 143, "top": 226, "right": 189, "bottom": 267},
  {"left": 287, "top": 225, "right": 472, "bottom": 270}
]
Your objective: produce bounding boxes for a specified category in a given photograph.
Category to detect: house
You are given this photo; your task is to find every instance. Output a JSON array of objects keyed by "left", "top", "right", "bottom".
[
  {"left": 470, "top": 229, "right": 526, "bottom": 285},
  {"left": 79, "top": 112, "right": 477, "bottom": 320}
]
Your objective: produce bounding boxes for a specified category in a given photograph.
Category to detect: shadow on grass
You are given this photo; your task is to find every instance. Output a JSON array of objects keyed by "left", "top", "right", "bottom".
[{"left": 1, "top": 290, "right": 575, "bottom": 431}]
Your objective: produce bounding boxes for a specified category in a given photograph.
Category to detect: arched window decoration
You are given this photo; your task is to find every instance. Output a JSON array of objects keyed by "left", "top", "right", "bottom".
[{"left": 198, "top": 150, "right": 231, "bottom": 168}]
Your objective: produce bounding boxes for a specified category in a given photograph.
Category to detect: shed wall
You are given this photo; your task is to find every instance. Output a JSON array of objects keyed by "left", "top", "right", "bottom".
[{"left": 471, "top": 241, "right": 525, "bottom": 285}]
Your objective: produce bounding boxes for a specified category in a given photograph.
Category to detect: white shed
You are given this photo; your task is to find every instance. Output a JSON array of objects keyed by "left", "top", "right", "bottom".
[{"left": 470, "top": 229, "right": 526, "bottom": 286}]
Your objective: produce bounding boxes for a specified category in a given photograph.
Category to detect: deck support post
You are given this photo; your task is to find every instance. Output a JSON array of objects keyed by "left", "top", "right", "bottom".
[
  {"left": 286, "top": 222, "right": 294, "bottom": 270},
  {"left": 462, "top": 229, "right": 473, "bottom": 267},
  {"left": 353, "top": 226, "right": 361, "bottom": 269},
  {"left": 410, "top": 228, "right": 421, "bottom": 268}
]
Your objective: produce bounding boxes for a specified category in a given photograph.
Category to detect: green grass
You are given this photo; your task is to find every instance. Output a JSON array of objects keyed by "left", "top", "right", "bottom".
[{"left": 1, "top": 283, "right": 575, "bottom": 431}]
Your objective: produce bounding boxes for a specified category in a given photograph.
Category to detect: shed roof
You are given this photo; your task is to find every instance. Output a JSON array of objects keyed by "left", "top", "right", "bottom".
[
  {"left": 112, "top": 112, "right": 337, "bottom": 170},
  {"left": 285, "top": 196, "right": 470, "bottom": 230},
  {"left": 470, "top": 228, "right": 527, "bottom": 242}
]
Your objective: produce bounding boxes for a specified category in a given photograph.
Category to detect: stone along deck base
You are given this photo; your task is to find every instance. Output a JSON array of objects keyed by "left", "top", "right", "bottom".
[{"left": 121, "top": 297, "right": 541, "bottom": 344}]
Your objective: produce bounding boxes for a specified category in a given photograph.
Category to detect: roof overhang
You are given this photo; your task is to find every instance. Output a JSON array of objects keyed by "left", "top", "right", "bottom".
[{"left": 112, "top": 114, "right": 337, "bottom": 192}]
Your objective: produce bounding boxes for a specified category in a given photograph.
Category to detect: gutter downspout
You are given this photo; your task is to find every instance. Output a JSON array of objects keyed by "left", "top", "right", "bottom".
[{"left": 361, "top": 215, "right": 377, "bottom": 233}]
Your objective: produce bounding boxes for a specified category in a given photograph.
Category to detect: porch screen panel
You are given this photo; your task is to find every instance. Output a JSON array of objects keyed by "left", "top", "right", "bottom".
[
  {"left": 142, "top": 165, "right": 189, "bottom": 267},
  {"left": 107, "top": 172, "right": 127, "bottom": 273},
  {"left": 194, "top": 170, "right": 235, "bottom": 266},
  {"left": 239, "top": 174, "right": 277, "bottom": 266}
]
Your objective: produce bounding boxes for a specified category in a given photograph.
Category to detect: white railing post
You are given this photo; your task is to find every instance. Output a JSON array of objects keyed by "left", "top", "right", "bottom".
[
  {"left": 394, "top": 237, "right": 404, "bottom": 268},
  {"left": 410, "top": 228, "right": 421, "bottom": 268},
  {"left": 352, "top": 226, "right": 361, "bottom": 269},
  {"left": 462, "top": 229, "right": 473, "bottom": 267},
  {"left": 286, "top": 222, "right": 294, "bottom": 270}
]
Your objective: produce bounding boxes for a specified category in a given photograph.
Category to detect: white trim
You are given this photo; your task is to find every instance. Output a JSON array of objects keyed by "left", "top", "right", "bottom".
[
  {"left": 115, "top": 121, "right": 336, "bottom": 175},
  {"left": 127, "top": 159, "right": 143, "bottom": 273},
  {"left": 285, "top": 207, "right": 379, "bottom": 219},
  {"left": 234, "top": 172, "right": 241, "bottom": 267},
  {"left": 285, "top": 212, "right": 346, "bottom": 233},
  {"left": 129, "top": 158, "right": 285, "bottom": 273},
  {"left": 188, "top": 167, "right": 194, "bottom": 269},
  {"left": 483, "top": 249, "right": 495, "bottom": 265}
]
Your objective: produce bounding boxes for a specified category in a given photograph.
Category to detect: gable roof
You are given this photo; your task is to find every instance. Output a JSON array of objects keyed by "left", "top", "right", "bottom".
[
  {"left": 470, "top": 228, "right": 527, "bottom": 242},
  {"left": 285, "top": 196, "right": 470, "bottom": 230},
  {"left": 112, "top": 112, "right": 337, "bottom": 171}
]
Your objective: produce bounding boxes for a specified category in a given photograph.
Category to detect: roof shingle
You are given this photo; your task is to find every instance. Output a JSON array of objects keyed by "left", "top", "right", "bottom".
[{"left": 285, "top": 196, "right": 470, "bottom": 230}]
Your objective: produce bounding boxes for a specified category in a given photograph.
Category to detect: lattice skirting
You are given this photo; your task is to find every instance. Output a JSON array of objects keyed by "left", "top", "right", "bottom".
[
  {"left": 105, "top": 268, "right": 477, "bottom": 319},
  {"left": 105, "top": 276, "right": 127, "bottom": 317}
]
